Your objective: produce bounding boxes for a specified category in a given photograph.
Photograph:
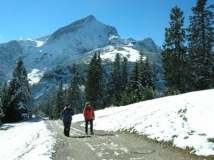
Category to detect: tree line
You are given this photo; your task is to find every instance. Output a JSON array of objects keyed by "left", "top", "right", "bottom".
[
  {"left": 33, "top": 51, "right": 158, "bottom": 120},
  {"left": 161, "top": 0, "right": 214, "bottom": 93}
]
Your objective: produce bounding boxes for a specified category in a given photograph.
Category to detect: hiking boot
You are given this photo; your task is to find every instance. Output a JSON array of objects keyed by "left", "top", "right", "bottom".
[
  {"left": 91, "top": 132, "right": 94, "bottom": 135},
  {"left": 65, "top": 134, "right": 70, "bottom": 137}
]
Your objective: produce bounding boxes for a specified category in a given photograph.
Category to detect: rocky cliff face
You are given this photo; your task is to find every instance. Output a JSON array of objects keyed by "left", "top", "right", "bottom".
[{"left": 0, "top": 15, "right": 164, "bottom": 104}]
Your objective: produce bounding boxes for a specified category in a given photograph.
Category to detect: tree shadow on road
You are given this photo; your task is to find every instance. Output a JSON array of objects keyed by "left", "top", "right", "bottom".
[
  {"left": 70, "top": 133, "right": 115, "bottom": 138},
  {"left": 96, "top": 133, "right": 115, "bottom": 137},
  {"left": 70, "top": 135, "right": 92, "bottom": 138}
]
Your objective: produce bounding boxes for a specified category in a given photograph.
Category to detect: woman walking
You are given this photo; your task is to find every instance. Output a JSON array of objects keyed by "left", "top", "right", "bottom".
[{"left": 83, "top": 102, "right": 95, "bottom": 135}]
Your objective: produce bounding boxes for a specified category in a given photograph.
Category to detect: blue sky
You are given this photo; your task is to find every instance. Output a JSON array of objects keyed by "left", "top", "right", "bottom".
[{"left": 0, "top": 0, "right": 210, "bottom": 46}]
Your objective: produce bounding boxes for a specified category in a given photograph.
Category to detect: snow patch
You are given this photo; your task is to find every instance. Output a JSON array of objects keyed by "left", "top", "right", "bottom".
[
  {"left": 28, "top": 69, "right": 45, "bottom": 85},
  {"left": 0, "top": 120, "right": 55, "bottom": 160}
]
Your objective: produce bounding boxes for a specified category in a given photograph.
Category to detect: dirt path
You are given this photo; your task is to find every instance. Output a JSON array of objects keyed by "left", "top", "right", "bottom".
[{"left": 46, "top": 120, "right": 210, "bottom": 160}]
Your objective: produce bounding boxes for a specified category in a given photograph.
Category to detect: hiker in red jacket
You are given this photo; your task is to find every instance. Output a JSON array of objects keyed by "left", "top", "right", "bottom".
[{"left": 83, "top": 102, "right": 95, "bottom": 135}]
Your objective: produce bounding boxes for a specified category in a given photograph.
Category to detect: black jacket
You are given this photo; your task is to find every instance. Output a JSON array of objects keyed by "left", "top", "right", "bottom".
[{"left": 61, "top": 108, "right": 74, "bottom": 123}]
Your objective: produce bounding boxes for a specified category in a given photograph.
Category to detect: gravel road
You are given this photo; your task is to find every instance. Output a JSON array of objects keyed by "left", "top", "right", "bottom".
[{"left": 46, "top": 120, "right": 212, "bottom": 160}]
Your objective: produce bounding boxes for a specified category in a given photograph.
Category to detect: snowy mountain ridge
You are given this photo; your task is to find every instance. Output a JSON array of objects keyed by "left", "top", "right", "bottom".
[{"left": 0, "top": 15, "right": 163, "bottom": 104}]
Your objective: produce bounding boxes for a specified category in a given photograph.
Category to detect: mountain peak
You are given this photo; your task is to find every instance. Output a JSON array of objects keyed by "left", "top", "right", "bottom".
[
  {"left": 46, "top": 15, "right": 118, "bottom": 46},
  {"left": 82, "top": 14, "right": 96, "bottom": 21},
  {"left": 46, "top": 15, "right": 97, "bottom": 43}
]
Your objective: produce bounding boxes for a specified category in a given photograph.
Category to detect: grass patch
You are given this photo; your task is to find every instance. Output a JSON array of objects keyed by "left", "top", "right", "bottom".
[
  {"left": 188, "top": 130, "right": 195, "bottom": 135},
  {"left": 178, "top": 108, "right": 187, "bottom": 114},
  {"left": 198, "top": 133, "right": 206, "bottom": 136},
  {"left": 172, "top": 135, "right": 178, "bottom": 138},
  {"left": 207, "top": 138, "right": 214, "bottom": 143}
]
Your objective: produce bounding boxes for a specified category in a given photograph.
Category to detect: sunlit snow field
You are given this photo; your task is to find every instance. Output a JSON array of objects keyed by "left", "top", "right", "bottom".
[{"left": 1, "top": 89, "right": 214, "bottom": 159}]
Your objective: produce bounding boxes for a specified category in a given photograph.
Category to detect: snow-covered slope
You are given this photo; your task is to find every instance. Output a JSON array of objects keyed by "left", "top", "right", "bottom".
[
  {"left": 73, "top": 89, "right": 214, "bottom": 156},
  {"left": 0, "top": 15, "right": 164, "bottom": 104}
]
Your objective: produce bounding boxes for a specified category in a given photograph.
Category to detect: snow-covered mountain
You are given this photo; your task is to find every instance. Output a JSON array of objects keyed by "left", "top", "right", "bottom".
[{"left": 0, "top": 15, "right": 163, "bottom": 104}]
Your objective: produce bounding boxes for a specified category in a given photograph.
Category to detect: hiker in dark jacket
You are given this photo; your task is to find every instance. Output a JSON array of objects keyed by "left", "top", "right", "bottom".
[{"left": 61, "top": 104, "right": 74, "bottom": 137}]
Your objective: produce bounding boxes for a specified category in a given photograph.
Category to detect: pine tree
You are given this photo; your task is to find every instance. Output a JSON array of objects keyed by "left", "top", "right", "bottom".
[
  {"left": 108, "top": 53, "right": 122, "bottom": 105},
  {"left": 0, "top": 97, "right": 4, "bottom": 120},
  {"left": 70, "top": 63, "right": 77, "bottom": 75},
  {"left": 0, "top": 82, "right": 7, "bottom": 123},
  {"left": 0, "top": 84, "right": 4, "bottom": 122},
  {"left": 0, "top": 98, "right": 4, "bottom": 125},
  {"left": 138, "top": 50, "right": 146, "bottom": 89},
  {"left": 161, "top": 6, "right": 188, "bottom": 93},
  {"left": 152, "top": 64, "right": 158, "bottom": 90},
  {"left": 85, "top": 53, "right": 97, "bottom": 108},
  {"left": 137, "top": 51, "right": 155, "bottom": 90},
  {"left": 187, "top": 0, "right": 214, "bottom": 90},
  {"left": 53, "top": 80, "right": 64, "bottom": 119},
  {"left": 85, "top": 52, "right": 105, "bottom": 110},
  {"left": 142, "top": 86, "right": 155, "bottom": 101},
  {"left": 38, "top": 98, "right": 53, "bottom": 118},
  {"left": 33, "top": 86, "right": 56, "bottom": 118},
  {"left": 144, "top": 58, "right": 155, "bottom": 89},
  {"left": 121, "top": 62, "right": 142, "bottom": 105},
  {"left": 137, "top": 50, "right": 156, "bottom": 100},
  {"left": 4, "top": 58, "right": 32, "bottom": 122},
  {"left": 121, "top": 57, "right": 129, "bottom": 94},
  {"left": 96, "top": 53, "right": 106, "bottom": 109},
  {"left": 67, "top": 64, "right": 84, "bottom": 114}
]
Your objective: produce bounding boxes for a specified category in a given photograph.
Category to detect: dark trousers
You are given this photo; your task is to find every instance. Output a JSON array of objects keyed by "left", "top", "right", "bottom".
[
  {"left": 63, "top": 122, "right": 71, "bottom": 136},
  {"left": 85, "top": 119, "right": 93, "bottom": 134}
]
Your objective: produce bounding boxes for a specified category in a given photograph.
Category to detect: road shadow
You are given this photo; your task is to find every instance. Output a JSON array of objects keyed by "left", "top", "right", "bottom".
[
  {"left": 70, "top": 133, "right": 115, "bottom": 138},
  {"left": 70, "top": 135, "right": 92, "bottom": 138},
  {"left": 96, "top": 133, "right": 115, "bottom": 137},
  {"left": 130, "top": 147, "right": 155, "bottom": 154}
]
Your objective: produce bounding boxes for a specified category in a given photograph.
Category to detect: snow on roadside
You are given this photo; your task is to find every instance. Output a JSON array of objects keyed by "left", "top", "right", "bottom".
[{"left": 0, "top": 119, "right": 55, "bottom": 160}]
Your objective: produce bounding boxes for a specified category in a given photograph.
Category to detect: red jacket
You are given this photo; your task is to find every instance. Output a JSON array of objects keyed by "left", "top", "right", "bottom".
[{"left": 83, "top": 106, "right": 95, "bottom": 120}]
